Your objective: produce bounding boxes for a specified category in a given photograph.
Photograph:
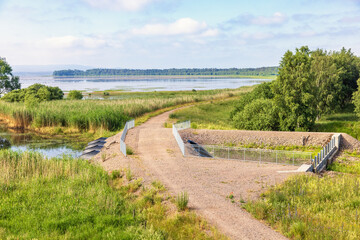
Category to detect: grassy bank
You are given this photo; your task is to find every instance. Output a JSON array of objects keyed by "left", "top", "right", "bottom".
[
  {"left": 0, "top": 150, "right": 226, "bottom": 239},
  {"left": 244, "top": 151, "right": 360, "bottom": 240},
  {"left": 313, "top": 104, "right": 360, "bottom": 139},
  {"left": 0, "top": 88, "right": 250, "bottom": 136},
  {"left": 168, "top": 98, "right": 240, "bottom": 130}
]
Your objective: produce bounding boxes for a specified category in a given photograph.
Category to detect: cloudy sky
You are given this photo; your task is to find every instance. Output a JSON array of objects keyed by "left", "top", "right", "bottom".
[{"left": 0, "top": 0, "right": 359, "bottom": 68}]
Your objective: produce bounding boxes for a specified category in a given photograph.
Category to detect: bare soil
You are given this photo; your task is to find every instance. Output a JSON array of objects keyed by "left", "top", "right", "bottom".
[
  {"left": 180, "top": 129, "right": 334, "bottom": 147},
  {"left": 91, "top": 109, "right": 305, "bottom": 240}
]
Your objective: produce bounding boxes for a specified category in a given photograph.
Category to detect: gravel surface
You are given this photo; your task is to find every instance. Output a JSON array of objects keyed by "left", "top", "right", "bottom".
[
  {"left": 180, "top": 129, "right": 333, "bottom": 147},
  {"left": 92, "top": 110, "right": 303, "bottom": 240}
]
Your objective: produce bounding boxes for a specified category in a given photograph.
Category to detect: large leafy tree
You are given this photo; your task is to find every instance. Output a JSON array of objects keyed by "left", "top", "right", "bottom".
[
  {"left": 272, "top": 46, "right": 318, "bottom": 131},
  {"left": 311, "top": 49, "right": 344, "bottom": 117},
  {"left": 331, "top": 48, "right": 360, "bottom": 106},
  {"left": 0, "top": 58, "right": 20, "bottom": 95}
]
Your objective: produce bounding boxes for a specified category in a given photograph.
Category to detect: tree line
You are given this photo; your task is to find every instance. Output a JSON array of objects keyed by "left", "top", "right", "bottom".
[
  {"left": 53, "top": 67, "right": 278, "bottom": 77},
  {"left": 231, "top": 46, "right": 360, "bottom": 131}
]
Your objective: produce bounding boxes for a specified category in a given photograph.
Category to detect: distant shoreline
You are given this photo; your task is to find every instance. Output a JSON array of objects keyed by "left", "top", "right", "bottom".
[{"left": 52, "top": 75, "right": 276, "bottom": 80}]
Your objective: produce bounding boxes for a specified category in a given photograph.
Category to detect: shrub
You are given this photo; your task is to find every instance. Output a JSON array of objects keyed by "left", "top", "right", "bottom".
[
  {"left": 176, "top": 191, "right": 189, "bottom": 211},
  {"left": 126, "top": 168, "right": 132, "bottom": 181},
  {"left": 103, "top": 91, "right": 110, "bottom": 96},
  {"left": 126, "top": 147, "right": 134, "bottom": 155},
  {"left": 67, "top": 90, "right": 83, "bottom": 100},
  {"left": 232, "top": 98, "right": 280, "bottom": 130},
  {"left": 2, "top": 84, "right": 63, "bottom": 102},
  {"left": 110, "top": 170, "right": 121, "bottom": 179}
]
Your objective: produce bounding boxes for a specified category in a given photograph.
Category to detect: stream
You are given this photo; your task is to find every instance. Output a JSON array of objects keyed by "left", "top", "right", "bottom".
[{"left": 0, "top": 125, "right": 87, "bottom": 158}]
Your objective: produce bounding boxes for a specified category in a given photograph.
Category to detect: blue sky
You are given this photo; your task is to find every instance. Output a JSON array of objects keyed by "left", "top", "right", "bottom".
[{"left": 0, "top": 0, "right": 360, "bottom": 68}]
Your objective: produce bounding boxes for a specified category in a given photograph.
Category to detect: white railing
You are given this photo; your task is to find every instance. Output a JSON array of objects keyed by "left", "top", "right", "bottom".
[
  {"left": 120, "top": 119, "right": 135, "bottom": 157},
  {"left": 310, "top": 134, "right": 341, "bottom": 172},
  {"left": 172, "top": 120, "right": 191, "bottom": 156}
]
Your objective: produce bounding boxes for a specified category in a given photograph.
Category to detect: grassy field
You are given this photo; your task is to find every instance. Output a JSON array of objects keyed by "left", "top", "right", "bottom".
[
  {"left": 168, "top": 98, "right": 240, "bottom": 130},
  {"left": 0, "top": 88, "right": 251, "bottom": 137},
  {"left": 313, "top": 104, "right": 360, "bottom": 139},
  {"left": 0, "top": 150, "right": 226, "bottom": 239},
  {"left": 244, "top": 151, "right": 360, "bottom": 240}
]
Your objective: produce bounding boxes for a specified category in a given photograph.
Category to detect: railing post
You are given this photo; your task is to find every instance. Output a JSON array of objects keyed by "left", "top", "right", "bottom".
[
  {"left": 260, "top": 151, "right": 261, "bottom": 164},
  {"left": 293, "top": 152, "right": 294, "bottom": 165},
  {"left": 244, "top": 149, "right": 245, "bottom": 161},
  {"left": 276, "top": 151, "right": 278, "bottom": 164},
  {"left": 228, "top": 147, "right": 230, "bottom": 159}
]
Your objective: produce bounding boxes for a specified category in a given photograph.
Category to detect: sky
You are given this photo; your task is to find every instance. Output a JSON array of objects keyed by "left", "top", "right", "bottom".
[{"left": 0, "top": 0, "right": 360, "bottom": 69}]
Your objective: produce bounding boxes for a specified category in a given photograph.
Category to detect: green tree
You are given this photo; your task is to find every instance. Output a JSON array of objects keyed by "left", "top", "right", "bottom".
[
  {"left": 68, "top": 90, "right": 83, "bottom": 100},
  {"left": 0, "top": 58, "right": 20, "bottom": 95},
  {"left": 352, "top": 78, "right": 360, "bottom": 118},
  {"left": 232, "top": 98, "right": 280, "bottom": 130},
  {"left": 311, "top": 49, "right": 344, "bottom": 117},
  {"left": 332, "top": 48, "right": 360, "bottom": 106},
  {"left": 272, "top": 46, "right": 317, "bottom": 131},
  {"left": 2, "top": 84, "right": 63, "bottom": 102}
]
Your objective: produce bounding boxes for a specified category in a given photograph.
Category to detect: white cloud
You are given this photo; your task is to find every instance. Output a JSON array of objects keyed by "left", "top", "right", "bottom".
[
  {"left": 241, "top": 32, "right": 274, "bottom": 40},
  {"left": 42, "top": 35, "right": 107, "bottom": 49},
  {"left": 251, "top": 12, "right": 287, "bottom": 25},
  {"left": 228, "top": 12, "right": 288, "bottom": 27},
  {"left": 82, "top": 0, "right": 157, "bottom": 11},
  {"left": 132, "top": 18, "right": 218, "bottom": 36}
]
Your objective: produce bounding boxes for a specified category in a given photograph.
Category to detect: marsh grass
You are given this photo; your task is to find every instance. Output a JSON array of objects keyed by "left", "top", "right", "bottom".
[
  {"left": 0, "top": 88, "right": 249, "bottom": 133},
  {"left": 0, "top": 150, "right": 227, "bottom": 239}
]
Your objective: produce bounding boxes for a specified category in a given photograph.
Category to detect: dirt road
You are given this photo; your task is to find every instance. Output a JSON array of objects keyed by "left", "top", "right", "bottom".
[{"left": 95, "top": 110, "right": 300, "bottom": 240}]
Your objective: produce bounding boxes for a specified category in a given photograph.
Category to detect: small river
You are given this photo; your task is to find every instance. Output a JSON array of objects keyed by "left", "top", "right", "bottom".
[{"left": 1, "top": 75, "right": 270, "bottom": 158}]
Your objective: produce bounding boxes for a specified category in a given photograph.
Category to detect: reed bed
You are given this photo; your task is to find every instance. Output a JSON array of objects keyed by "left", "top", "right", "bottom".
[{"left": 0, "top": 88, "right": 248, "bottom": 132}]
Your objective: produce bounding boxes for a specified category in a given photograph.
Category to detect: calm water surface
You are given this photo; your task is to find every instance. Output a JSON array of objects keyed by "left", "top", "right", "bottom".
[{"left": 20, "top": 76, "right": 269, "bottom": 92}]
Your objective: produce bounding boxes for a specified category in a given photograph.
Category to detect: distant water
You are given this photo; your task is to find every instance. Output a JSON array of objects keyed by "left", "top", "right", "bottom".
[{"left": 20, "top": 76, "right": 270, "bottom": 92}]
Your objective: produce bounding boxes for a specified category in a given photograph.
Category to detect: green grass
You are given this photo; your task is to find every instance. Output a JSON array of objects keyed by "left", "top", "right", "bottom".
[
  {"left": 0, "top": 88, "right": 250, "bottom": 134},
  {"left": 169, "top": 98, "right": 242, "bottom": 130},
  {"left": 244, "top": 151, "right": 360, "bottom": 240},
  {"left": 313, "top": 104, "right": 360, "bottom": 139},
  {"left": 0, "top": 150, "right": 226, "bottom": 239},
  {"left": 244, "top": 173, "right": 360, "bottom": 240}
]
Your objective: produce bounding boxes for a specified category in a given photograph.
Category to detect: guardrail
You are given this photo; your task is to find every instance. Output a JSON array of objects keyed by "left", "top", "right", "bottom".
[
  {"left": 172, "top": 120, "right": 191, "bottom": 156},
  {"left": 120, "top": 119, "right": 135, "bottom": 157},
  {"left": 309, "top": 134, "right": 341, "bottom": 172}
]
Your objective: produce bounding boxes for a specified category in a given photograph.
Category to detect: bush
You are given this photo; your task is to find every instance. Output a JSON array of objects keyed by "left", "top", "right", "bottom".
[
  {"left": 2, "top": 84, "right": 63, "bottom": 102},
  {"left": 232, "top": 98, "right": 280, "bottom": 130},
  {"left": 67, "top": 90, "right": 83, "bottom": 100},
  {"left": 230, "top": 82, "right": 273, "bottom": 120},
  {"left": 176, "top": 191, "right": 189, "bottom": 211}
]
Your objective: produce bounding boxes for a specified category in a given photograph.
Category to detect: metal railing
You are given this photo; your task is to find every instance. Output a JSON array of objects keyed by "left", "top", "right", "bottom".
[
  {"left": 120, "top": 119, "right": 135, "bottom": 157},
  {"left": 186, "top": 144, "right": 313, "bottom": 166},
  {"left": 172, "top": 121, "right": 191, "bottom": 156},
  {"left": 310, "top": 134, "right": 341, "bottom": 172}
]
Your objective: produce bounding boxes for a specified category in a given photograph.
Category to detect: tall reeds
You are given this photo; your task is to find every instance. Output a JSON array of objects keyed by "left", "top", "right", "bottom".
[{"left": 0, "top": 88, "right": 247, "bottom": 132}]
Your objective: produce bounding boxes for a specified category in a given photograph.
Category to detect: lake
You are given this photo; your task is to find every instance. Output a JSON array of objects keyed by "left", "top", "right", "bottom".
[{"left": 20, "top": 75, "right": 270, "bottom": 92}]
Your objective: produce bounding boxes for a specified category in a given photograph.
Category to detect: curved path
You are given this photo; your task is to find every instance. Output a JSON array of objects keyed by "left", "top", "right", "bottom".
[{"left": 96, "top": 109, "right": 299, "bottom": 240}]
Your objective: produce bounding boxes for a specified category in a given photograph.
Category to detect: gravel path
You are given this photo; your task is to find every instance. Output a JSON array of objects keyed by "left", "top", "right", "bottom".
[{"left": 93, "top": 110, "right": 302, "bottom": 240}]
